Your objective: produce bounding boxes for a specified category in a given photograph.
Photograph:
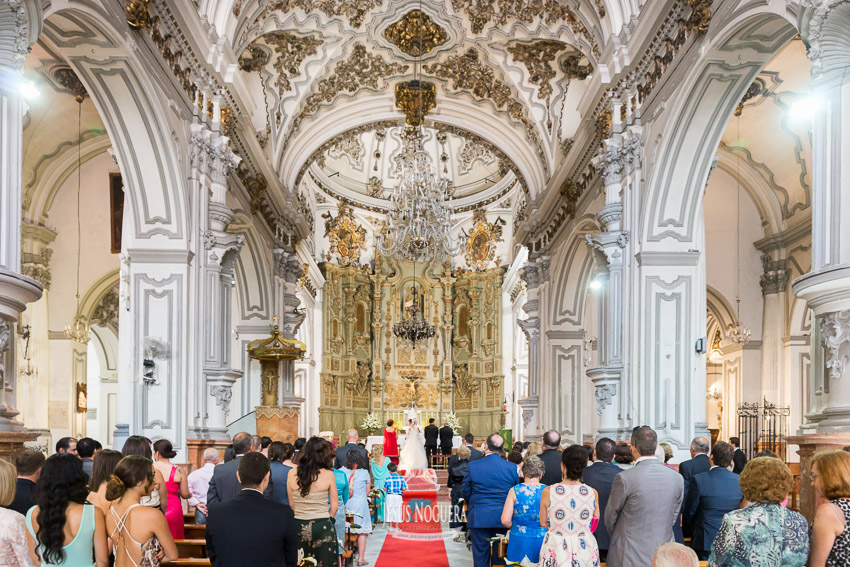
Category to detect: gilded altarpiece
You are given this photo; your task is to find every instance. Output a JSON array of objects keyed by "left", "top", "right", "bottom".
[{"left": 318, "top": 257, "right": 505, "bottom": 436}]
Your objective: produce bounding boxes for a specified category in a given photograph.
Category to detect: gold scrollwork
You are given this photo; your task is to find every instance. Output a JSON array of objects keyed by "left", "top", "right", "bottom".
[
  {"left": 323, "top": 203, "right": 367, "bottom": 266},
  {"left": 395, "top": 80, "right": 436, "bottom": 127},
  {"left": 384, "top": 10, "right": 448, "bottom": 57},
  {"left": 463, "top": 210, "right": 505, "bottom": 270},
  {"left": 453, "top": 364, "right": 479, "bottom": 399}
]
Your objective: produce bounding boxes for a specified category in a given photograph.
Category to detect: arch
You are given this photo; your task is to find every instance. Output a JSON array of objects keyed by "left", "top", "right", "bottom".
[
  {"left": 641, "top": 10, "right": 799, "bottom": 247},
  {"left": 550, "top": 216, "right": 600, "bottom": 328},
  {"left": 229, "top": 213, "right": 272, "bottom": 321},
  {"left": 79, "top": 269, "right": 120, "bottom": 322},
  {"left": 713, "top": 148, "right": 785, "bottom": 236},
  {"left": 41, "top": 3, "right": 189, "bottom": 246},
  {"left": 706, "top": 285, "right": 738, "bottom": 338}
]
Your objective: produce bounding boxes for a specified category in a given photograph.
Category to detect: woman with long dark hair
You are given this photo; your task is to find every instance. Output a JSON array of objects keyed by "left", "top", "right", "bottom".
[
  {"left": 105, "top": 455, "right": 178, "bottom": 567},
  {"left": 287, "top": 437, "right": 338, "bottom": 566},
  {"left": 87, "top": 450, "right": 122, "bottom": 516},
  {"left": 152, "top": 439, "right": 191, "bottom": 540},
  {"left": 25, "top": 454, "right": 109, "bottom": 566},
  {"left": 121, "top": 436, "right": 167, "bottom": 510}
]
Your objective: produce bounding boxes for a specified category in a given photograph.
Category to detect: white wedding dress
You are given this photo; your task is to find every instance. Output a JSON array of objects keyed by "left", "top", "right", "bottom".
[{"left": 398, "top": 423, "right": 429, "bottom": 471}]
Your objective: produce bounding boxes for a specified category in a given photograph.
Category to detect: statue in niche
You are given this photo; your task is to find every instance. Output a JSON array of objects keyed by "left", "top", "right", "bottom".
[
  {"left": 261, "top": 362, "right": 279, "bottom": 406},
  {"left": 403, "top": 282, "right": 426, "bottom": 319}
]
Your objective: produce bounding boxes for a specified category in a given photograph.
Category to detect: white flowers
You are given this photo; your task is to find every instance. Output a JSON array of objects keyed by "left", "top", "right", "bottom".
[
  {"left": 445, "top": 412, "right": 462, "bottom": 434},
  {"left": 362, "top": 412, "right": 383, "bottom": 431}
]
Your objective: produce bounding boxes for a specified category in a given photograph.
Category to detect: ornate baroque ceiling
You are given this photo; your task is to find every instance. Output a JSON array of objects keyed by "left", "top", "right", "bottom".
[{"left": 231, "top": 0, "right": 600, "bottom": 211}]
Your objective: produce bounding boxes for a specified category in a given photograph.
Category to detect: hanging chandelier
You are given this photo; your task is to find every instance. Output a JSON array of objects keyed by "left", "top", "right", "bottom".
[
  {"left": 725, "top": 114, "right": 750, "bottom": 346},
  {"left": 64, "top": 88, "right": 90, "bottom": 344},
  {"left": 376, "top": 7, "right": 464, "bottom": 262},
  {"left": 392, "top": 260, "right": 436, "bottom": 348}
]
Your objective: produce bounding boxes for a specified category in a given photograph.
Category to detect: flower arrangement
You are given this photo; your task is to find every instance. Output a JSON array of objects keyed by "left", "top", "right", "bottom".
[
  {"left": 362, "top": 412, "right": 382, "bottom": 433},
  {"left": 445, "top": 412, "right": 462, "bottom": 434}
]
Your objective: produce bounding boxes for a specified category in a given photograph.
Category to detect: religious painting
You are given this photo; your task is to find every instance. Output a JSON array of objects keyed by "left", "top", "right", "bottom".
[
  {"left": 463, "top": 210, "right": 505, "bottom": 270},
  {"left": 76, "top": 383, "right": 88, "bottom": 413},
  {"left": 322, "top": 203, "right": 366, "bottom": 266},
  {"left": 109, "top": 173, "right": 124, "bottom": 254}
]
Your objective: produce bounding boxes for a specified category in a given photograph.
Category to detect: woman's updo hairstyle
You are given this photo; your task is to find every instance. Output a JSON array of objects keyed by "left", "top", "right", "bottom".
[
  {"left": 153, "top": 439, "right": 177, "bottom": 459},
  {"left": 106, "top": 455, "right": 154, "bottom": 501}
]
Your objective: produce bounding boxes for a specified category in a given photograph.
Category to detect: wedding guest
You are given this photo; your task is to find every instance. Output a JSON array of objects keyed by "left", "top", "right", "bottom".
[
  {"left": 463, "top": 433, "right": 518, "bottom": 566},
  {"left": 77, "top": 438, "right": 96, "bottom": 481},
  {"left": 7, "top": 449, "right": 44, "bottom": 515},
  {"left": 288, "top": 437, "right": 338, "bottom": 566},
  {"left": 122, "top": 435, "right": 167, "bottom": 510},
  {"left": 0, "top": 459, "right": 32, "bottom": 567},
  {"left": 461, "top": 434, "right": 483, "bottom": 461},
  {"left": 153, "top": 439, "right": 191, "bottom": 540},
  {"left": 334, "top": 429, "right": 368, "bottom": 470},
  {"left": 439, "top": 420, "right": 454, "bottom": 457},
  {"left": 606, "top": 426, "right": 683, "bottom": 567},
  {"left": 206, "top": 453, "right": 297, "bottom": 567},
  {"left": 448, "top": 445, "right": 471, "bottom": 540},
  {"left": 293, "top": 438, "right": 307, "bottom": 465},
  {"left": 260, "top": 436, "right": 272, "bottom": 457},
  {"left": 26, "top": 454, "right": 109, "bottom": 567},
  {"left": 500, "top": 456, "right": 547, "bottom": 565},
  {"left": 332, "top": 459, "right": 350, "bottom": 560},
  {"left": 370, "top": 445, "right": 389, "bottom": 523},
  {"left": 613, "top": 443, "right": 635, "bottom": 470},
  {"left": 343, "top": 452, "right": 372, "bottom": 565},
  {"left": 384, "top": 463, "right": 407, "bottom": 533},
  {"left": 188, "top": 448, "right": 219, "bottom": 524},
  {"left": 659, "top": 443, "right": 677, "bottom": 471},
  {"left": 540, "top": 445, "right": 599, "bottom": 566},
  {"left": 208, "top": 432, "right": 269, "bottom": 506},
  {"left": 654, "top": 542, "right": 698, "bottom": 566},
  {"left": 106, "top": 455, "right": 178, "bottom": 567},
  {"left": 808, "top": 450, "right": 850, "bottom": 566},
  {"left": 708, "top": 457, "right": 808, "bottom": 566},
  {"left": 280, "top": 443, "right": 297, "bottom": 468},
  {"left": 383, "top": 420, "right": 399, "bottom": 465},
  {"left": 224, "top": 445, "right": 236, "bottom": 463},
  {"left": 679, "top": 437, "right": 710, "bottom": 541},
  {"left": 252, "top": 435, "right": 262, "bottom": 453},
  {"left": 586, "top": 445, "right": 595, "bottom": 465},
  {"left": 525, "top": 441, "right": 542, "bottom": 459},
  {"left": 583, "top": 437, "right": 619, "bottom": 562},
  {"left": 268, "top": 442, "right": 293, "bottom": 507},
  {"left": 730, "top": 437, "right": 747, "bottom": 474},
  {"left": 539, "top": 430, "right": 563, "bottom": 485},
  {"left": 684, "top": 441, "right": 742, "bottom": 560},
  {"left": 507, "top": 451, "right": 523, "bottom": 478},
  {"left": 55, "top": 437, "right": 77, "bottom": 457},
  {"left": 86, "top": 449, "right": 122, "bottom": 515}
]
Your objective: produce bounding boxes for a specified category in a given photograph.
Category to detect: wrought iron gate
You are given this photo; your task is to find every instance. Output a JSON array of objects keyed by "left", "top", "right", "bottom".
[{"left": 737, "top": 399, "right": 790, "bottom": 461}]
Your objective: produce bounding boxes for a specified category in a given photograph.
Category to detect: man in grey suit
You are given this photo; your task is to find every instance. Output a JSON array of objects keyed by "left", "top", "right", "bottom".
[
  {"left": 605, "top": 426, "right": 684, "bottom": 567},
  {"left": 208, "top": 432, "right": 272, "bottom": 506}
]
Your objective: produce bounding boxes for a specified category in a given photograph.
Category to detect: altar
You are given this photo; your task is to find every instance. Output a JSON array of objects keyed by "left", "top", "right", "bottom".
[{"left": 366, "top": 434, "right": 462, "bottom": 453}]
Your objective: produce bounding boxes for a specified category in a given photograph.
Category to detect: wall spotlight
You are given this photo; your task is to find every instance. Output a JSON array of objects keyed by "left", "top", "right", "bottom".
[
  {"left": 19, "top": 80, "right": 39, "bottom": 100},
  {"left": 789, "top": 95, "right": 823, "bottom": 121},
  {"left": 589, "top": 277, "right": 602, "bottom": 291}
]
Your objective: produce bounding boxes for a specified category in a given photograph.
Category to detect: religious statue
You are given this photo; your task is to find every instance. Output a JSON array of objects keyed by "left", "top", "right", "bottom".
[
  {"left": 260, "top": 361, "right": 279, "bottom": 406},
  {"left": 404, "top": 374, "right": 423, "bottom": 405}
]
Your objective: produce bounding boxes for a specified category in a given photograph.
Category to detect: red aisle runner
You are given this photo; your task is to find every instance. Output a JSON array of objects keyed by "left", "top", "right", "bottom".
[{"left": 374, "top": 472, "right": 449, "bottom": 567}]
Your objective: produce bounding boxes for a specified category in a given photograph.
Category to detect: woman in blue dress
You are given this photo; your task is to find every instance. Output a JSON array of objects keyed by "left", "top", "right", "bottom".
[
  {"left": 501, "top": 455, "right": 547, "bottom": 565},
  {"left": 341, "top": 452, "right": 372, "bottom": 566}
]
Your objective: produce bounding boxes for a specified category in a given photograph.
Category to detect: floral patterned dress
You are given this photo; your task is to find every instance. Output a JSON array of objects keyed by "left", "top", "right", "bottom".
[
  {"left": 539, "top": 483, "right": 600, "bottom": 567},
  {"left": 708, "top": 502, "right": 809, "bottom": 566},
  {"left": 826, "top": 499, "right": 850, "bottom": 567},
  {"left": 506, "top": 483, "right": 547, "bottom": 566}
]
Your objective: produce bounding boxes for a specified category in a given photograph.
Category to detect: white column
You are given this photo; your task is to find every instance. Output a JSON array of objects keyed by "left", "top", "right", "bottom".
[
  {"left": 759, "top": 255, "right": 790, "bottom": 405},
  {"left": 273, "top": 249, "right": 306, "bottom": 413},
  {"left": 517, "top": 261, "right": 541, "bottom": 439}
]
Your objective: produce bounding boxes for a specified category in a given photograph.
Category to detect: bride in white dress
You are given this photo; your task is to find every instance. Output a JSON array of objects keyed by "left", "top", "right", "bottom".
[{"left": 398, "top": 419, "right": 429, "bottom": 471}]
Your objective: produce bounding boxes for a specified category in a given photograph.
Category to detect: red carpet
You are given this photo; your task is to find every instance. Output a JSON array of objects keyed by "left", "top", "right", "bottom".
[{"left": 374, "top": 470, "right": 449, "bottom": 567}]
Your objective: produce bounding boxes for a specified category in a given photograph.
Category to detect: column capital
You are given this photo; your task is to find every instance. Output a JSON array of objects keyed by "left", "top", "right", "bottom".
[
  {"left": 803, "top": 0, "right": 850, "bottom": 86},
  {"left": 585, "top": 230, "right": 630, "bottom": 268},
  {"left": 759, "top": 255, "right": 791, "bottom": 295},
  {"left": 0, "top": 0, "right": 42, "bottom": 77},
  {"left": 821, "top": 309, "right": 850, "bottom": 380}
]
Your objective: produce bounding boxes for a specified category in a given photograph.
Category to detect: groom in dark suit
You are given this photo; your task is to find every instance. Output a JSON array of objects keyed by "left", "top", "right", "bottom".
[
  {"left": 463, "top": 433, "right": 519, "bottom": 566},
  {"left": 424, "top": 418, "right": 439, "bottom": 467},
  {"left": 439, "top": 420, "right": 454, "bottom": 456}
]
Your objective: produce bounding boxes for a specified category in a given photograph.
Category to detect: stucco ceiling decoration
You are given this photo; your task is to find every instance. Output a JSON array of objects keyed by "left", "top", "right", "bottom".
[
  {"left": 238, "top": 31, "right": 324, "bottom": 101},
  {"left": 51, "top": 66, "right": 88, "bottom": 102},
  {"left": 395, "top": 80, "right": 437, "bottom": 126},
  {"left": 384, "top": 9, "right": 448, "bottom": 57},
  {"left": 246, "top": 0, "right": 381, "bottom": 29}
]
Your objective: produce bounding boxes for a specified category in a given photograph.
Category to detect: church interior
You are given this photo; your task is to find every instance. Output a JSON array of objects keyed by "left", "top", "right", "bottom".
[{"left": 2, "top": 0, "right": 850, "bottom": 533}]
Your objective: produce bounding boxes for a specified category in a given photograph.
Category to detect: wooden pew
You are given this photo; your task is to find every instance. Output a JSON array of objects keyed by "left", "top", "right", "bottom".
[
  {"left": 171, "top": 559, "right": 211, "bottom": 566},
  {"left": 175, "top": 539, "right": 207, "bottom": 559},
  {"left": 184, "top": 524, "right": 206, "bottom": 539}
]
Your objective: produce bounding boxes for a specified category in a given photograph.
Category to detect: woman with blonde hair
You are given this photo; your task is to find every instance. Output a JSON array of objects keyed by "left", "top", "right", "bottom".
[
  {"left": 0, "top": 458, "right": 32, "bottom": 566},
  {"left": 808, "top": 450, "right": 850, "bottom": 566},
  {"left": 525, "top": 441, "right": 543, "bottom": 458},
  {"left": 370, "top": 444, "right": 389, "bottom": 523},
  {"left": 708, "top": 457, "right": 808, "bottom": 566}
]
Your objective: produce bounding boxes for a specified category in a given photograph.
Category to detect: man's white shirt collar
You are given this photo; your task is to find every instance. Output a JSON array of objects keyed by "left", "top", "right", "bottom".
[{"left": 635, "top": 456, "right": 658, "bottom": 464}]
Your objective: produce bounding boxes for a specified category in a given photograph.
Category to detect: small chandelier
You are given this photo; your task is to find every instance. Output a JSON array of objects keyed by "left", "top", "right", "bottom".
[
  {"left": 65, "top": 313, "right": 91, "bottom": 344},
  {"left": 726, "top": 298, "right": 751, "bottom": 345},
  {"left": 392, "top": 261, "right": 436, "bottom": 348}
]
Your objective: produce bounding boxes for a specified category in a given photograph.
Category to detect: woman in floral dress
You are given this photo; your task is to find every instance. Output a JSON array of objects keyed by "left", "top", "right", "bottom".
[
  {"left": 539, "top": 445, "right": 600, "bottom": 567},
  {"left": 501, "top": 456, "right": 547, "bottom": 565}
]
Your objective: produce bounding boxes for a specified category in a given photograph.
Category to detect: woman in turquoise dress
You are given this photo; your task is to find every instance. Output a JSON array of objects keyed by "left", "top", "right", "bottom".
[
  {"left": 370, "top": 446, "right": 390, "bottom": 524},
  {"left": 342, "top": 452, "right": 372, "bottom": 566},
  {"left": 501, "top": 456, "right": 547, "bottom": 566},
  {"left": 331, "top": 467, "right": 350, "bottom": 556}
]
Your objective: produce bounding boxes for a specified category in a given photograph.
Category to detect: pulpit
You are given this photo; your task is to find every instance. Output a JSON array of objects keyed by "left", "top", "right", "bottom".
[{"left": 247, "top": 322, "right": 306, "bottom": 443}]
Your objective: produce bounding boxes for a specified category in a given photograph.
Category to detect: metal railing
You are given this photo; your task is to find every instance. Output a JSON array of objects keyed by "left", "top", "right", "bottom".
[{"left": 737, "top": 399, "right": 790, "bottom": 461}]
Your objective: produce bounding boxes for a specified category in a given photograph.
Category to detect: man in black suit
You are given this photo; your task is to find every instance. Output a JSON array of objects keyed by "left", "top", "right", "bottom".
[
  {"left": 678, "top": 436, "right": 710, "bottom": 541},
  {"left": 208, "top": 432, "right": 271, "bottom": 505},
  {"left": 6, "top": 449, "right": 44, "bottom": 515},
  {"left": 423, "top": 418, "right": 439, "bottom": 466},
  {"left": 684, "top": 441, "right": 743, "bottom": 560},
  {"left": 539, "top": 430, "right": 563, "bottom": 485},
  {"left": 729, "top": 436, "right": 747, "bottom": 474},
  {"left": 334, "top": 428, "right": 369, "bottom": 469},
  {"left": 448, "top": 433, "right": 482, "bottom": 471},
  {"left": 582, "top": 437, "right": 620, "bottom": 562},
  {"left": 206, "top": 452, "right": 298, "bottom": 567},
  {"left": 439, "top": 420, "right": 454, "bottom": 456}
]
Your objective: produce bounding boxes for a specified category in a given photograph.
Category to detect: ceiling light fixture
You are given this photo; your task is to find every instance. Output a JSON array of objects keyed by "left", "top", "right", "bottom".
[
  {"left": 726, "top": 114, "right": 750, "bottom": 346},
  {"left": 376, "top": 3, "right": 464, "bottom": 263},
  {"left": 64, "top": 90, "right": 90, "bottom": 344},
  {"left": 391, "top": 257, "right": 436, "bottom": 348}
]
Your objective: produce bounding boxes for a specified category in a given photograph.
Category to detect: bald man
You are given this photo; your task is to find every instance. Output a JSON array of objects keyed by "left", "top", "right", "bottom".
[
  {"left": 678, "top": 437, "right": 710, "bottom": 541},
  {"left": 189, "top": 447, "right": 219, "bottom": 524},
  {"left": 334, "top": 428, "right": 369, "bottom": 469}
]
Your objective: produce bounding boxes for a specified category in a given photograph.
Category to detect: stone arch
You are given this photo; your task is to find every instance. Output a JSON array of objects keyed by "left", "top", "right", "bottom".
[
  {"left": 229, "top": 214, "right": 273, "bottom": 322},
  {"left": 41, "top": 3, "right": 189, "bottom": 246},
  {"left": 550, "top": 216, "right": 601, "bottom": 328}
]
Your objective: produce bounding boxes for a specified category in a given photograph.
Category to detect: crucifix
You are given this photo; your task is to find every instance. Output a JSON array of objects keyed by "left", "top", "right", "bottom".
[{"left": 272, "top": 315, "right": 280, "bottom": 328}]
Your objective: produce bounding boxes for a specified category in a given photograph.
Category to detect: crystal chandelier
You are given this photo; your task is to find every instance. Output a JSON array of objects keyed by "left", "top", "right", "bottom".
[
  {"left": 725, "top": 115, "right": 750, "bottom": 346},
  {"left": 392, "top": 260, "right": 436, "bottom": 348},
  {"left": 64, "top": 94, "right": 90, "bottom": 344},
  {"left": 376, "top": 8, "right": 464, "bottom": 262}
]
